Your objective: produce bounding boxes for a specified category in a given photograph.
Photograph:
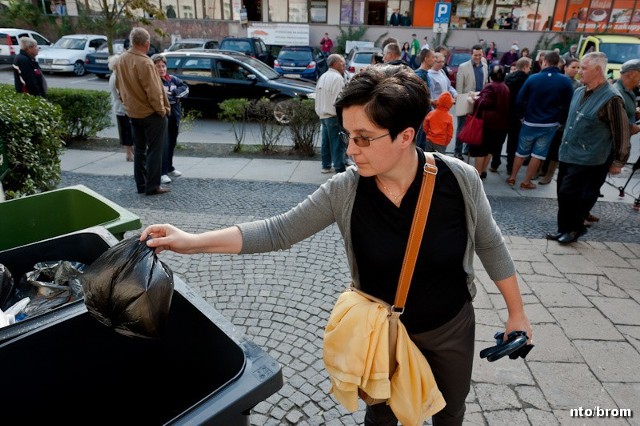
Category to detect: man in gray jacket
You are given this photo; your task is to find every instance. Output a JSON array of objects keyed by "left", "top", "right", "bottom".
[{"left": 455, "top": 44, "right": 487, "bottom": 159}]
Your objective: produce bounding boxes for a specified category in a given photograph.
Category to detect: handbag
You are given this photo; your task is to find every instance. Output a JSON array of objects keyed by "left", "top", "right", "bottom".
[
  {"left": 323, "top": 152, "right": 439, "bottom": 408},
  {"left": 458, "top": 107, "right": 483, "bottom": 145}
]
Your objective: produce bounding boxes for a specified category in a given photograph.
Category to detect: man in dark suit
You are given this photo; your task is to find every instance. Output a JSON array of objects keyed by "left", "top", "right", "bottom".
[{"left": 389, "top": 9, "right": 400, "bottom": 26}]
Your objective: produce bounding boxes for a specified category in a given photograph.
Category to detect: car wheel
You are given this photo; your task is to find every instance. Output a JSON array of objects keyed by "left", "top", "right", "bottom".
[
  {"left": 97, "top": 73, "right": 109, "bottom": 80},
  {"left": 73, "top": 61, "right": 86, "bottom": 76},
  {"left": 273, "top": 98, "right": 293, "bottom": 124}
]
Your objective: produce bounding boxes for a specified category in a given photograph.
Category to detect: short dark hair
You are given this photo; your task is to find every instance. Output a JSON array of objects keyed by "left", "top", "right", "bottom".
[
  {"left": 471, "top": 44, "right": 483, "bottom": 52},
  {"left": 544, "top": 51, "right": 560, "bottom": 67},
  {"left": 335, "top": 65, "right": 430, "bottom": 141},
  {"left": 418, "top": 48, "right": 433, "bottom": 64}
]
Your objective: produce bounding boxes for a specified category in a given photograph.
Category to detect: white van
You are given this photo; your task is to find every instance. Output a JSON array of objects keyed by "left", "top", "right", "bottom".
[{"left": 0, "top": 28, "right": 52, "bottom": 65}]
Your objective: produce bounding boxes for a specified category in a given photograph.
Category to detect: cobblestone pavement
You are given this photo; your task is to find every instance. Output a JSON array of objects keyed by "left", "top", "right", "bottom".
[{"left": 60, "top": 172, "right": 640, "bottom": 426}]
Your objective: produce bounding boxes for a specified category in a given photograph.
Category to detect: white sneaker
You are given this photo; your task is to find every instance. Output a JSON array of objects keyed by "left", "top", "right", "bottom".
[
  {"left": 321, "top": 168, "right": 334, "bottom": 174},
  {"left": 161, "top": 174, "right": 172, "bottom": 184},
  {"left": 168, "top": 169, "right": 182, "bottom": 177}
]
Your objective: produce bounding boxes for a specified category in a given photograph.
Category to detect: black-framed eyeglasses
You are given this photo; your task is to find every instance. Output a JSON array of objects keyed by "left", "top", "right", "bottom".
[{"left": 338, "top": 131, "right": 390, "bottom": 147}]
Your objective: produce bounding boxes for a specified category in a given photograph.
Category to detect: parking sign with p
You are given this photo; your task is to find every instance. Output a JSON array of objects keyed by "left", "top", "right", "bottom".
[{"left": 434, "top": 2, "right": 451, "bottom": 24}]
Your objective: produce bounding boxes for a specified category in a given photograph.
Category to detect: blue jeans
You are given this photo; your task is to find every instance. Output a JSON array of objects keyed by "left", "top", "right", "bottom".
[{"left": 320, "top": 116, "right": 345, "bottom": 172}]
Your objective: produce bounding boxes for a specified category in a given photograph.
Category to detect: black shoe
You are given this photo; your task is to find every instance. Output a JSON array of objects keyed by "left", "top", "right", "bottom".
[
  {"left": 558, "top": 229, "right": 586, "bottom": 244},
  {"left": 480, "top": 171, "right": 487, "bottom": 179},
  {"left": 546, "top": 232, "right": 563, "bottom": 241},
  {"left": 454, "top": 152, "right": 463, "bottom": 160},
  {"left": 146, "top": 186, "right": 171, "bottom": 195}
]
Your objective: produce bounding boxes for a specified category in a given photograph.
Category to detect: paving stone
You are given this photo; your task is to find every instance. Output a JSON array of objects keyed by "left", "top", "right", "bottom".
[
  {"left": 529, "top": 362, "right": 616, "bottom": 409},
  {"left": 554, "top": 407, "right": 631, "bottom": 425},
  {"left": 516, "top": 385, "right": 550, "bottom": 410},
  {"left": 578, "top": 246, "right": 633, "bottom": 268},
  {"left": 605, "top": 242, "right": 638, "bottom": 258},
  {"left": 525, "top": 323, "right": 582, "bottom": 362},
  {"left": 524, "top": 408, "right": 558, "bottom": 425},
  {"left": 545, "top": 253, "right": 603, "bottom": 274},
  {"left": 529, "top": 281, "right": 592, "bottom": 307},
  {"left": 475, "top": 383, "right": 520, "bottom": 410},
  {"left": 601, "top": 382, "right": 640, "bottom": 426},
  {"left": 617, "top": 325, "right": 640, "bottom": 353},
  {"left": 509, "top": 248, "right": 548, "bottom": 263},
  {"left": 573, "top": 340, "right": 640, "bottom": 381},
  {"left": 549, "top": 307, "right": 624, "bottom": 340},
  {"left": 472, "top": 356, "right": 534, "bottom": 385},
  {"left": 483, "top": 408, "right": 530, "bottom": 425},
  {"left": 590, "top": 297, "right": 640, "bottom": 325},
  {"left": 600, "top": 266, "right": 640, "bottom": 291}
]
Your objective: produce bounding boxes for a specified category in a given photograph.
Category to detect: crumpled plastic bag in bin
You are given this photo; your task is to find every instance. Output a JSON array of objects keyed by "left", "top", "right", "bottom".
[{"left": 81, "top": 235, "right": 174, "bottom": 339}]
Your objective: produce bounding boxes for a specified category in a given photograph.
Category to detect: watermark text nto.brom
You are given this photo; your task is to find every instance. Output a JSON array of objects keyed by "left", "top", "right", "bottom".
[{"left": 570, "top": 407, "right": 633, "bottom": 418}]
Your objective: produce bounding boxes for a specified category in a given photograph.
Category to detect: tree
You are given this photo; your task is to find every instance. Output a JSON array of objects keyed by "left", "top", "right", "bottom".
[{"left": 91, "top": 0, "right": 166, "bottom": 55}]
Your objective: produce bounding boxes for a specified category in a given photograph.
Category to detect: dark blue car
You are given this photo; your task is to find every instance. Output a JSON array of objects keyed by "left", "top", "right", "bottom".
[{"left": 273, "top": 45, "right": 328, "bottom": 81}]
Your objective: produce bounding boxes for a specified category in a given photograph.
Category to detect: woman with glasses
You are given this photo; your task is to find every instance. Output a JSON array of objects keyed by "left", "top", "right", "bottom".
[{"left": 140, "top": 65, "right": 532, "bottom": 426}]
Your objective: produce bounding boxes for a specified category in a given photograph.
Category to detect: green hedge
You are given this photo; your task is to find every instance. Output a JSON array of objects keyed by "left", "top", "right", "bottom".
[
  {"left": 46, "top": 87, "right": 112, "bottom": 143},
  {"left": 0, "top": 86, "right": 64, "bottom": 199}
]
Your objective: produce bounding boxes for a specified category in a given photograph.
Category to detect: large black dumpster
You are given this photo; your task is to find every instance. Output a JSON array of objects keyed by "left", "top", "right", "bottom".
[{"left": 0, "top": 228, "right": 283, "bottom": 425}]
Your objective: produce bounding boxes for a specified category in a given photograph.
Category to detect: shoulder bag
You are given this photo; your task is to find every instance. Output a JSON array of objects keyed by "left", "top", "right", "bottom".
[{"left": 457, "top": 106, "right": 483, "bottom": 146}]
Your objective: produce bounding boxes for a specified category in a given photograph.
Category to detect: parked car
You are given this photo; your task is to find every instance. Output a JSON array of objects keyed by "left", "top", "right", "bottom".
[
  {"left": 577, "top": 34, "right": 640, "bottom": 80},
  {"left": 273, "top": 45, "right": 327, "bottom": 81},
  {"left": 161, "top": 50, "right": 316, "bottom": 123},
  {"left": 219, "top": 37, "right": 275, "bottom": 67},
  {"left": 166, "top": 38, "right": 219, "bottom": 52},
  {"left": 345, "top": 46, "right": 381, "bottom": 79},
  {"left": 0, "top": 28, "right": 52, "bottom": 65},
  {"left": 84, "top": 39, "right": 126, "bottom": 79},
  {"left": 445, "top": 48, "right": 472, "bottom": 87},
  {"left": 37, "top": 34, "right": 107, "bottom": 76}
]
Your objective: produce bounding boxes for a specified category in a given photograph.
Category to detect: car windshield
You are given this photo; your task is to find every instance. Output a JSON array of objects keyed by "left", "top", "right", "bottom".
[
  {"left": 97, "top": 42, "right": 124, "bottom": 54},
  {"left": 278, "top": 50, "right": 312, "bottom": 61},
  {"left": 450, "top": 52, "right": 471, "bottom": 67},
  {"left": 354, "top": 52, "right": 376, "bottom": 64},
  {"left": 238, "top": 55, "right": 280, "bottom": 79},
  {"left": 53, "top": 37, "right": 87, "bottom": 50},
  {"left": 599, "top": 43, "right": 640, "bottom": 64}
]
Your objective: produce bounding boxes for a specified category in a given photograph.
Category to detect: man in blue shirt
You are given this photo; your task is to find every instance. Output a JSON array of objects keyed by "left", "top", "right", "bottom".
[{"left": 506, "top": 51, "right": 574, "bottom": 190}]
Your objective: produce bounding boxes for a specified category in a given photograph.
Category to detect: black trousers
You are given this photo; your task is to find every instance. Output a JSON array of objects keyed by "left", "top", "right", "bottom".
[
  {"left": 506, "top": 118, "right": 522, "bottom": 173},
  {"left": 130, "top": 113, "right": 167, "bottom": 194},
  {"left": 556, "top": 160, "right": 610, "bottom": 234},
  {"left": 364, "top": 301, "right": 475, "bottom": 426}
]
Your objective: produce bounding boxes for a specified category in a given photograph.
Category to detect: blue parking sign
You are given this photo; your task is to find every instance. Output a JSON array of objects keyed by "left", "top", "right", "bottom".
[{"left": 434, "top": 2, "right": 451, "bottom": 24}]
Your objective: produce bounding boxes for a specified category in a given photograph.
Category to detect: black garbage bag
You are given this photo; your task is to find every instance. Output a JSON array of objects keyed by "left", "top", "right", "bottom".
[
  {"left": 81, "top": 235, "right": 174, "bottom": 339},
  {"left": 0, "top": 264, "right": 15, "bottom": 309}
]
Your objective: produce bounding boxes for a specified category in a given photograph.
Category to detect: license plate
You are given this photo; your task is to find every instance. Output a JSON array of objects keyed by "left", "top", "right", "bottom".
[
  {"left": 95, "top": 59, "right": 108, "bottom": 64},
  {"left": 284, "top": 74, "right": 300, "bottom": 79}
]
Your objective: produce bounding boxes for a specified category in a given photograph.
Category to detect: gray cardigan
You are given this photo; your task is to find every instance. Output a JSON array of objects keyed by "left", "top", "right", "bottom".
[{"left": 237, "top": 153, "right": 515, "bottom": 300}]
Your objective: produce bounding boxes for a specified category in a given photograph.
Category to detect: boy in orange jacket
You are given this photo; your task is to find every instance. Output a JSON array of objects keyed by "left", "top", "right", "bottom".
[{"left": 422, "top": 91, "right": 454, "bottom": 153}]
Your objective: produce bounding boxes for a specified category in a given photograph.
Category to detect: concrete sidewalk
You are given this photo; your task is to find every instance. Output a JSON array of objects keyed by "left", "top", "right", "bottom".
[{"left": 59, "top": 147, "right": 640, "bottom": 425}]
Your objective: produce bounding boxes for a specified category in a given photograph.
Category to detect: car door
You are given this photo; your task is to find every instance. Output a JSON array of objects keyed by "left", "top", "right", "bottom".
[
  {"left": 213, "top": 58, "right": 266, "bottom": 104},
  {"left": 28, "top": 32, "right": 52, "bottom": 52},
  {"left": 255, "top": 39, "right": 274, "bottom": 67},
  {"left": 313, "top": 47, "right": 328, "bottom": 74},
  {"left": 168, "top": 55, "right": 216, "bottom": 110}
]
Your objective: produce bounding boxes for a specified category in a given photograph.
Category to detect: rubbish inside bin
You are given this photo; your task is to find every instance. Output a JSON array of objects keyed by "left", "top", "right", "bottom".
[
  {"left": 0, "top": 263, "right": 14, "bottom": 307},
  {"left": 1, "top": 260, "right": 87, "bottom": 319},
  {"left": 82, "top": 235, "right": 174, "bottom": 339}
]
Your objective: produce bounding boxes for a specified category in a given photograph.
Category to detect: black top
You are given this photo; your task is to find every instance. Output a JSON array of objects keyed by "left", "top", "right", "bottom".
[
  {"left": 352, "top": 149, "right": 470, "bottom": 333},
  {"left": 13, "top": 50, "right": 46, "bottom": 97}
]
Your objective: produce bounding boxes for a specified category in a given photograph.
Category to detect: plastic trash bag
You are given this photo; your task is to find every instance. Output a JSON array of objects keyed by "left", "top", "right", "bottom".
[
  {"left": 1, "top": 261, "right": 87, "bottom": 319},
  {"left": 81, "top": 235, "right": 174, "bottom": 339},
  {"left": 0, "top": 264, "right": 15, "bottom": 308}
]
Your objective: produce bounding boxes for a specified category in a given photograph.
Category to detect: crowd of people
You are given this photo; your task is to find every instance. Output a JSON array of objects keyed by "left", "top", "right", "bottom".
[
  {"left": 314, "top": 34, "right": 639, "bottom": 246},
  {"left": 12, "top": 28, "right": 189, "bottom": 196}
]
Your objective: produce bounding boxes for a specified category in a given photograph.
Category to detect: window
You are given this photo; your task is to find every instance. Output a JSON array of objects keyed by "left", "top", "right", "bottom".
[
  {"left": 217, "top": 59, "right": 249, "bottom": 80},
  {"left": 181, "top": 57, "right": 213, "bottom": 76}
]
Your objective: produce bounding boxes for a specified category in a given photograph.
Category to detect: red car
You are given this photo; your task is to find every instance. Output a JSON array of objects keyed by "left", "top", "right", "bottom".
[{"left": 445, "top": 48, "right": 472, "bottom": 88}]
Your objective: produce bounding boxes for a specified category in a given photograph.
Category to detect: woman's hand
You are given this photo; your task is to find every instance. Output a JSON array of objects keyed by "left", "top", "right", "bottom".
[
  {"left": 505, "top": 311, "right": 533, "bottom": 345},
  {"left": 140, "top": 224, "right": 197, "bottom": 254}
]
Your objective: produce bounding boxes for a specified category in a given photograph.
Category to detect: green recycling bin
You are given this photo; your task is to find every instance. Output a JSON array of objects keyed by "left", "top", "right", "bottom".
[{"left": 0, "top": 184, "right": 141, "bottom": 251}]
